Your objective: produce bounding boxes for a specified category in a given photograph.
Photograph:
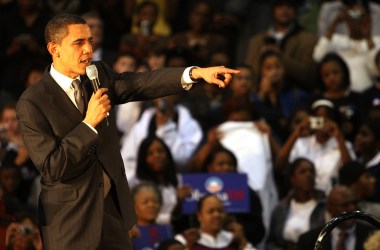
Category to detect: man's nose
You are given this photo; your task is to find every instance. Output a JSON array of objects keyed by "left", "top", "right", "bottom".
[{"left": 83, "top": 43, "right": 93, "bottom": 54}]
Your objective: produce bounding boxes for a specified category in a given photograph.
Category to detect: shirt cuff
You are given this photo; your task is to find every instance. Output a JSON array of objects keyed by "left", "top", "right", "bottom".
[
  {"left": 82, "top": 121, "right": 98, "bottom": 134},
  {"left": 181, "top": 66, "right": 198, "bottom": 91}
]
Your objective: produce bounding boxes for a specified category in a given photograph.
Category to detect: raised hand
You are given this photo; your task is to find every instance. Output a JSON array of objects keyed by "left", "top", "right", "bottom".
[{"left": 192, "top": 66, "right": 240, "bottom": 88}]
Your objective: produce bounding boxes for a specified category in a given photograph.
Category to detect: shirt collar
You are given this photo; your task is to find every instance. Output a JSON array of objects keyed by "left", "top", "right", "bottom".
[
  {"left": 50, "top": 63, "right": 81, "bottom": 92},
  {"left": 198, "top": 230, "right": 234, "bottom": 248}
]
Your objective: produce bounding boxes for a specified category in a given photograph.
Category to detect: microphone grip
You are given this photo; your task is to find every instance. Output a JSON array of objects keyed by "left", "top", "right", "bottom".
[
  {"left": 90, "top": 78, "right": 100, "bottom": 92},
  {"left": 90, "top": 78, "right": 109, "bottom": 126}
]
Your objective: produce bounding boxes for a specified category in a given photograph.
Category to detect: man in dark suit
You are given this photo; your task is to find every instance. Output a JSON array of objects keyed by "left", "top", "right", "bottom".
[
  {"left": 297, "top": 185, "right": 375, "bottom": 250},
  {"left": 16, "top": 14, "right": 239, "bottom": 250}
]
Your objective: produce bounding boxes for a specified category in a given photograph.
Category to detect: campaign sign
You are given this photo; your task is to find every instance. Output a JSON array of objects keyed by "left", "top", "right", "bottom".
[
  {"left": 132, "top": 224, "right": 173, "bottom": 250},
  {"left": 181, "top": 173, "right": 249, "bottom": 214}
]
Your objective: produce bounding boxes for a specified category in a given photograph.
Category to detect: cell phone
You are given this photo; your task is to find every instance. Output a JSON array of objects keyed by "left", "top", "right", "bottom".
[
  {"left": 19, "top": 225, "right": 33, "bottom": 235},
  {"left": 309, "top": 116, "right": 324, "bottom": 129}
]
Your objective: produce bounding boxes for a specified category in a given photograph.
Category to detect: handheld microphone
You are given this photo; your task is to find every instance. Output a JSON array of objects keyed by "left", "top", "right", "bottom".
[{"left": 85, "top": 65, "right": 109, "bottom": 126}]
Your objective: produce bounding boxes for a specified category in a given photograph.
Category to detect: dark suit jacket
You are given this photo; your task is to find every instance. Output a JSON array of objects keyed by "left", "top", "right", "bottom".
[
  {"left": 16, "top": 61, "right": 187, "bottom": 249},
  {"left": 297, "top": 223, "right": 375, "bottom": 250}
]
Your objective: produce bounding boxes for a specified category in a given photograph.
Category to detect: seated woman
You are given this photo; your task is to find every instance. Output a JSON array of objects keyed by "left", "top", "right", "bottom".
[
  {"left": 129, "top": 182, "right": 173, "bottom": 247},
  {"left": 199, "top": 144, "right": 265, "bottom": 246},
  {"left": 266, "top": 158, "right": 326, "bottom": 250},
  {"left": 174, "top": 194, "right": 255, "bottom": 250},
  {"left": 128, "top": 136, "right": 191, "bottom": 225}
]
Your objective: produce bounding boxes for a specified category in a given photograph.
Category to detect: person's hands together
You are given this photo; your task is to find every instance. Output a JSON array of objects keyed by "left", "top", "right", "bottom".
[
  {"left": 192, "top": 66, "right": 240, "bottom": 88},
  {"left": 84, "top": 88, "right": 111, "bottom": 127}
]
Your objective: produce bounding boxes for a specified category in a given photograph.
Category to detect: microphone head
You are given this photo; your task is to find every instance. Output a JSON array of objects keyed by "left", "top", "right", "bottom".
[{"left": 86, "top": 65, "right": 98, "bottom": 80}]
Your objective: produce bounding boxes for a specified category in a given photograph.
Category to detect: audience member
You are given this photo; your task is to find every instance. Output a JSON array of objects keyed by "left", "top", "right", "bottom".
[
  {"left": 145, "top": 44, "right": 167, "bottom": 70},
  {"left": 318, "top": 0, "right": 380, "bottom": 37},
  {"left": 88, "top": 0, "right": 130, "bottom": 50},
  {"left": 5, "top": 212, "right": 42, "bottom": 250},
  {"left": 174, "top": 194, "right": 256, "bottom": 250},
  {"left": 113, "top": 52, "right": 141, "bottom": 145},
  {"left": 121, "top": 94, "right": 203, "bottom": 175},
  {"left": 0, "top": 164, "right": 35, "bottom": 216},
  {"left": 127, "top": 136, "right": 192, "bottom": 225},
  {"left": 362, "top": 49, "right": 380, "bottom": 118},
  {"left": 297, "top": 185, "right": 375, "bottom": 250},
  {"left": 251, "top": 50, "right": 310, "bottom": 142},
  {"left": 187, "top": 142, "right": 265, "bottom": 246},
  {"left": 246, "top": 0, "right": 318, "bottom": 92},
  {"left": 119, "top": 0, "right": 168, "bottom": 62},
  {"left": 277, "top": 99, "right": 355, "bottom": 194},
  {"left": 353, "top": 118, "right": 380, "bottom": 202},
  {"left": 128, "top": 182, "right": 173, "bottom": 246},
  {"left": 314, "top": 53, "right": 363, "bottom": 142},
  {"left": 339, "top": 161, "right": 380, "bottom": 218},
  {"left": 266, "top": 158, "right": 326, "bottom": 250},
  {"left": 216, "top": 96, "right": 279, "bottom": 235},
  {"left": 82, "top": 11, "right": 116, "bottom": 67},
  {"left": 129, "top": 0, "right": 176, "bottom": 37},
  {"left": 0, "top": 103, "right": 33, "bottom": 170},
  {"left": 227, "top": 64, "right": 255, "bottom": 98},
  {"left": 0, "top": 0, "right": 50, "bottom": 98},
  {"left": 167, "top": 0, "right": 228, "bottom": 67},
  {"left": 0, "top": 107, "right": 18, "bottom": 168},
  {"left": 313, "top": 0, "right": 380, "bottom": 93},
  {"left": 18, "top": 59, "right": 46, "bottom": 90}
]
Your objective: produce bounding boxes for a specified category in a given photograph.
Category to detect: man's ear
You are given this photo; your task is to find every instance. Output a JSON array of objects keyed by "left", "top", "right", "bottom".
[{"left": 47, "top": 42, "right": 59, "bottom": 57}]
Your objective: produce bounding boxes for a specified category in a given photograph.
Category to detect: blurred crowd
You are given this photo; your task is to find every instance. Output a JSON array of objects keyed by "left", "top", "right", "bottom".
[{"left": 1, "top": 0, "right": 380, "bottom": 249}]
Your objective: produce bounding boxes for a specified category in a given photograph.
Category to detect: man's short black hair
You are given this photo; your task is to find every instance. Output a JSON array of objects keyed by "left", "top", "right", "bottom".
[{"left": 44, "top": 14, "right": 87, "bottom": 45}]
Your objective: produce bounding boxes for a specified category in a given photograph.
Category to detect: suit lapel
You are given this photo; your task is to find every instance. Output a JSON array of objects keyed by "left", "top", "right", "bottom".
[{"left": 42, "top": 69, "right": 85, "bottom": 124}]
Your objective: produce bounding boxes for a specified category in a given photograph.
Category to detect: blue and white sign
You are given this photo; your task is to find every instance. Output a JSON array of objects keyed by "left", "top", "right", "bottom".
[
  {"left": 132, "top": 224, "right": 173, "bottom": 250},
  {"left": 181, "top": 173, "right": 249, "bottom": 214}
]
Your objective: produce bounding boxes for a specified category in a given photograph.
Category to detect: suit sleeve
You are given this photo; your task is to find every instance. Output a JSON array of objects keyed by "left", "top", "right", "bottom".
[
  {"left": 94, "top": 61, "right": 186, "bottom": 104},
  {"left": 17, "top": 98, "right": 99, "bottom": 183}
]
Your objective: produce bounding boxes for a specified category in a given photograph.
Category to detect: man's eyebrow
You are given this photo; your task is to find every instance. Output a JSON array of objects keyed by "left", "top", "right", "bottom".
[
  {"left": 72, "top": 37, "right": 93, "bottom": 43},
  {"left": 72, "top": 38, "right": 85, "bottom": 44}
]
